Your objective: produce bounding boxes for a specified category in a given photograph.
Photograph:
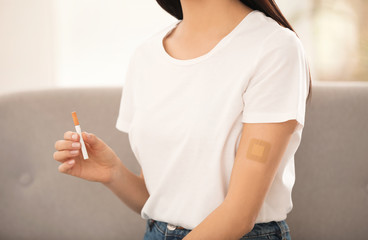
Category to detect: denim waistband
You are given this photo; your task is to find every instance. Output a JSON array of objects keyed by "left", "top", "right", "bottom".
[
  {"left": 150, "top": 219, "right": 186, "bottom": 230},
  {"left": 275, "top": 219, "right": 290, "bottom": 234},
  {"left": 147, "top": 218, "right": 290, "bottom": 238},
  {"left": 148, "top": 219, "right": 190, "bottom": 238}
]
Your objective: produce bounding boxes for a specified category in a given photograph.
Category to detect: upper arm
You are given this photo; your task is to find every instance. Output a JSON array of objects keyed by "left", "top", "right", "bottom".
[
  {"left": 223, "top": 29, "right": 307, "bottom": 231},
  {"left": 224, "top": 120, "right": 298, "bottom": 229}
]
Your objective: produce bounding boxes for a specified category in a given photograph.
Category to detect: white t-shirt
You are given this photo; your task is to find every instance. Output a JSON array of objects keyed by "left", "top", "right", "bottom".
[{"left": 116, "top": 9, "right": 310, "bottom": 230}]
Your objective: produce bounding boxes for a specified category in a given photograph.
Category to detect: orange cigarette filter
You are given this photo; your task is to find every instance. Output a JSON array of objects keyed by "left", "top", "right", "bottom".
[{"left": 71, "top": 111, "right": 79, "bottom": 126}]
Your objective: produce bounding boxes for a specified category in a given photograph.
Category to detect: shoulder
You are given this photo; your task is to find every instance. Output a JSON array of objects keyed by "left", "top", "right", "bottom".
[
  {"left": 131, "top": 20, "right": 180, "bottom": 59},
  {"left": 267, "top": 28, "right": 303, "bottom": 52},
  {"left": 245, "top": 10, "right": 303, "bottom": 54},
  {"left": 256, "top": 29, "right": 305, "bottom": 68}
]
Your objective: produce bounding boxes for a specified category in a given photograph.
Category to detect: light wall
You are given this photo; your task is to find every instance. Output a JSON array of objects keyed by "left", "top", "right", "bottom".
[
  {"left": 0, "top": 0, "right": 55, "bottom": 94},
  {"left": 0, "top": 0, "right": 175, "bottom": 95},
  {"left": 52, "top": 0, "right": 175, "bottom": 88},
  {"left": 0, "top": 0, "right": 312, "bottom": 95}
]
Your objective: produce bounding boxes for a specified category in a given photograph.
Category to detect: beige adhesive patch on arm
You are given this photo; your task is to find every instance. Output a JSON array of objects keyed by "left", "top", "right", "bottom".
[{"left": 246, "top": 138, "right": 271, "bottom": 163}]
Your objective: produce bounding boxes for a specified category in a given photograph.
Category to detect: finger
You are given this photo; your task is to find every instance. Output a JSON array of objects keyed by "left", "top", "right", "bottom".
[
  {"left": 54, "top": 139, "right": 81, "bottom": 151},
  {"left": 53, "top": 150, "right": 80, "bottom": 162},
  {"left": 82, "top": 132, "right": 104, "bottom": 151},
  {"left": 81, "top": 132, "right": 92, "bottom": 143},
  {"left": 64, "top": 131, "right": 79, "bottom": 141},
  {"left": 81, "top": 131, "right": 91, "bottom": 141},
  {"left": 58, "top": 159, "right": 75, "bottom": 174}
]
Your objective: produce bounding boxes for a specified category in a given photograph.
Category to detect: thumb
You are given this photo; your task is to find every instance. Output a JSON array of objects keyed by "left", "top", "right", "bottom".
[{"left": 82, "top": 132, "right": 105, "bottom": 151}]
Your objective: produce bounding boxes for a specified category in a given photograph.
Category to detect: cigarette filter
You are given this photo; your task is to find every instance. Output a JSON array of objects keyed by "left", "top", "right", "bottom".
[{"left": 71, "top": 111, "right": 89, "bottom": 160}]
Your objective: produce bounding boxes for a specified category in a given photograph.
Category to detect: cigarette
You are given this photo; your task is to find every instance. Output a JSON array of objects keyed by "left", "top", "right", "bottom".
[{"left": 71, "top": 111, "right": 89, "bottom": 160}]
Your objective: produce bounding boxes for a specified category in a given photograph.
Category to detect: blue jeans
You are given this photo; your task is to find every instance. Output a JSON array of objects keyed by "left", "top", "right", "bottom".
[{"left": 143, "top": 218, "right": 291, "bottom": 240}]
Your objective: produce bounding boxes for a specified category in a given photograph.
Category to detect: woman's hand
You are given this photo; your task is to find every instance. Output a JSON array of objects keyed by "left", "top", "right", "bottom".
[{"left": 53, "top": 131, "right": 122, "bottom": 184}]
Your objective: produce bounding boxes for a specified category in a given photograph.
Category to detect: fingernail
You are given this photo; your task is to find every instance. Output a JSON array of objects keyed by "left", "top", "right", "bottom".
[
  {"left": 85, "top": 132, "right": 90, "bottom": 139},
  {"left": 72, "top": 134, "right": 77, "bottom": 140},
  {"left": 70, "top": 150, "right": 79, "bottom": 155},
  {"left": 72, "top": 142, "right": 80, "bottom": 148},
  {"left": 68, "top": 159, "right": 75, "bottom": 165}
]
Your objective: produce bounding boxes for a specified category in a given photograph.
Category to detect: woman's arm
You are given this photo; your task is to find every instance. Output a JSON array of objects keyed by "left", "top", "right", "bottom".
[
  {"left": 183, "top": 120, "right": 298, "bottom": 240},
  {"left": 103, "top": 164, "right": 150, "bottom": 215}
]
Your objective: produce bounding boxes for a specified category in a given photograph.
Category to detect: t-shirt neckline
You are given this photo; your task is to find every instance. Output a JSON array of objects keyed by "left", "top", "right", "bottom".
[{"left": 159, "top": 9, "right": 258, "bottom": 66}]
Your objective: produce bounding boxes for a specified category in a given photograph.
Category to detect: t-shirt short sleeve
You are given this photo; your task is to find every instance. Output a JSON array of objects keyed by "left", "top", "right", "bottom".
[
  {"left": 242, "top": 28, "right": 310, "bottom": 129},
  {"left": 116, "top": 50, "right": 139, "bottom": 133}
]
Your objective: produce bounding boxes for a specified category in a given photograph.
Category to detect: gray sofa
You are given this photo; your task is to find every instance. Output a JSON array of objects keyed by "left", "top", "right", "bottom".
[{"left": 0, "top": 82, "right": 367, "bottom": 240}]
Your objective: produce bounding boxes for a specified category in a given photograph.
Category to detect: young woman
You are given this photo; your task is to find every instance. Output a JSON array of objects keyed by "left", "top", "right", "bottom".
[{"left": 53, "top": 0, "right": 312, "bottom": 239}]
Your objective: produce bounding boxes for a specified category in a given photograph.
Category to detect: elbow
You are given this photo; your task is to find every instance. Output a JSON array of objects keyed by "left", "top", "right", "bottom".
[
  {"left": 245, "top": 222, "right": 255, "bottom": 235},
  {"left": 240, "top": 221, "right": 255, "bottom": 237},
  {"left": 222, "top": 201, "right": 256, "bottom": 237}
]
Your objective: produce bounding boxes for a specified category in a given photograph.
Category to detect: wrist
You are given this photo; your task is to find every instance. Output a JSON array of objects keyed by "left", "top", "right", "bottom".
[{"left": 103, "top": 158, "right": 124, "bottom": 187}]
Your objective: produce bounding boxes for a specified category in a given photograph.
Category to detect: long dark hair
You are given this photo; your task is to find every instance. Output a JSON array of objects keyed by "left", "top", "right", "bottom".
[{"left": 155, "top": 0, "right": 312, "bottom": 104}]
